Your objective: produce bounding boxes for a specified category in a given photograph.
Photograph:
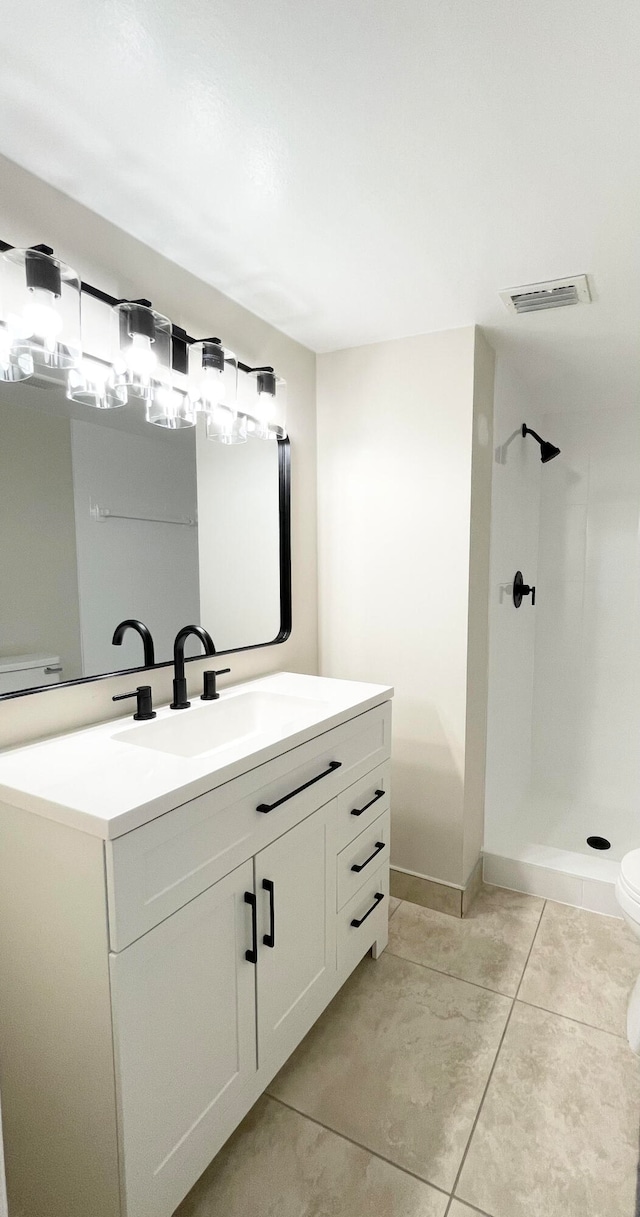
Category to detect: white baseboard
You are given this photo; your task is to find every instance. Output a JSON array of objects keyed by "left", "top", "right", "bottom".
[{"left": 483, "top": 852, "right": 620, "bottom": 917}]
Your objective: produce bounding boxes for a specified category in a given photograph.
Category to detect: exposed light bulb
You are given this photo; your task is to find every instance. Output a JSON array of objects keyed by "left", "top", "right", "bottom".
[
  {"left": 249, "top": 370, "right": 286, "bottom": 440},
  {"left": 250, "top": 372, "right": 278, "bottom": 439},
  {"left": 126, "top": 332, "right": 157, "bottom": 378},
  {"left": 190, "top": 366, "right": 225, "bottom": 414},
  {"left": 257, "top": 387, "right": 275, "bottom": 420},
  {"left": 22, "top": 293, "right": 64, "bottom": 353}
]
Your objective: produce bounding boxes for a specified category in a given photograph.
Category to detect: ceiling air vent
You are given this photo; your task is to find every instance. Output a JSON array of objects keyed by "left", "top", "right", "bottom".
[{"left": 500, "top": 275, "right": 591, "bottom": 315}]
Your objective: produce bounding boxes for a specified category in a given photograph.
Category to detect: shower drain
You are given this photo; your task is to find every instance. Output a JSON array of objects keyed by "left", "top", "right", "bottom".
[{"left": 587, "top": 836, "right": 611, "bottom": 851}]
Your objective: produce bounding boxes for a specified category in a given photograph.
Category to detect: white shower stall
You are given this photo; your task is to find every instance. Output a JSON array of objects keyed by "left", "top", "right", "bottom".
[{"left": 484, "top": 360, "right": 640, "bottom": 913}]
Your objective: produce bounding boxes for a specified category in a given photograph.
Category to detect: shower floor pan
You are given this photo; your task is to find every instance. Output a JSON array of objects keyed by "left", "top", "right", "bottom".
[{"left": 483, "top": 794, "right": 630, "bottom": 917}]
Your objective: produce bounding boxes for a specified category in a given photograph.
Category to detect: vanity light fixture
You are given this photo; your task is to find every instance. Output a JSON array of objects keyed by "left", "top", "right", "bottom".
[
  {"left": 189, "top": 340, "right": 246, "bottom": 444},
  {"left": 0, "top": 236, "right": 288, "bottom": 442},
  {"left": 67, "top": 355, "right": 128, "bottom": 410},
  {"left": 112, "top": 301, "right": 172, "bottom": 400},
  {"left": 247, "top": 369, "right": 287, "bottom": 440},
  {"left": 0, "top": 245, "right": 81, "bottom": 379},
  {"left": 145, "top": 321, "right": 196, "bottom": 429}
]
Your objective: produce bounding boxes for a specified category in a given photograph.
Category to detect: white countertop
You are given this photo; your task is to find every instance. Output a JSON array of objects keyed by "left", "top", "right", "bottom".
[{"left": 0, "top": 672, "right": 393, "bottom": 839}]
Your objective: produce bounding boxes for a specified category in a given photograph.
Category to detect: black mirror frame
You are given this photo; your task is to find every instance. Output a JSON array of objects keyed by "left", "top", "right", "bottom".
[{"left": 0, "top": 437, "right": 292, "bottom": 702}]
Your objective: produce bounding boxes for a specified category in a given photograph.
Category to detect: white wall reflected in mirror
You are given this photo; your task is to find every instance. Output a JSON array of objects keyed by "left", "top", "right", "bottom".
[{"left": 0, "top": 381, "right": 284, "bottom": 694}]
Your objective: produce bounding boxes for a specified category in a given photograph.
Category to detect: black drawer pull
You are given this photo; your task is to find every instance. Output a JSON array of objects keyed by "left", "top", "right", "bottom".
[
  {"left": 257, "top": 761, "right": 342, "bottom": 813},
  {"left": 350, "top": 892, "right": 385, "bottom": 928},
  {"left": 351, "top": 841, "right": 385, "bottom": 873},
  {"left": 351, "top": 788, "right": 385, "bottom": 817},
  {"left": 262, "top": 878, "right": 275, "bottom": 948},
  {"left": 244, "top": 891, "right": 257, "bottom": 963}
]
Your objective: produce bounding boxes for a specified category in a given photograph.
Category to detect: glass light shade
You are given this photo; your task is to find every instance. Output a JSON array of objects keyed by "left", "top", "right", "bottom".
[
  {"left": 189, "top": 341, "right": 238, "bottom": 412},
  {"left": 0, "top": 248, "right": 81, "bottom": 374},
  {"left": 189, "top": 340, "right": 245, "bottom": 442},
  {"left": 0, "top": 322, "right": 33, "bottom": 381},
  {"left": 112, "top": 302, "right": 171, "bottom": 400},
  {"left": 67, "top": 356, "right": 128, "bottom": 410},
  {"left": 146, "top": 375, "right": 196, "bottom": 429},
  {"left": 246, "top": 370, "right": 287, "bottom": 440},
  {"left": 205, "top": 404, "right": 247, "bottom": 444}
]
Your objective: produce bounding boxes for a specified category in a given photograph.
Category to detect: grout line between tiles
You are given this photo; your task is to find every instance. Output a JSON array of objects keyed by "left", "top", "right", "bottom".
[
  {"left": 514, "top": 898, "right": 547, "bottom": 1001},
  {"left": 513, "top": 995, "right": 626, "bottom": 1040},
  {"left": 383, "top": 946, "right": 522, "bottom": 1001},
  {"left": 512, "top": 899, "right": 628, "bottom": 1038},
  {"left": 443, "top": 899, "right": 547, "bottom": 1217},
  {"left": 388, "top": 900, "right": 403, "bottom": 921},
  {"left": 267, "top": 1092, "right": 451, "bottom": 1201},
  {"left": 442, "top": 1000, "right": 515, "bottom": 1217}
]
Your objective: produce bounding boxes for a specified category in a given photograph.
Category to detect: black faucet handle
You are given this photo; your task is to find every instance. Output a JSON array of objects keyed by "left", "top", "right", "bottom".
[
  {"left": 112, "top": 685, "right": 156, "bottom": 721},
  {"left": 201, "top": 668, "right": 231, "bottom": 701}
]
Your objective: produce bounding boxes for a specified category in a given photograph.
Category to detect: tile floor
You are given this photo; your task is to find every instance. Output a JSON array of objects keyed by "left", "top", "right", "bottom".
[{"left": 175, "top": 886, "right": 640, "bottom": 1217}]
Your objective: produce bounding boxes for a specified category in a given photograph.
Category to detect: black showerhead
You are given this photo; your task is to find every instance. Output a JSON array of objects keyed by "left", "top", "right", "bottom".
[
  {"left": 522, "top": 424, "right": 561, "bottom": 464},
  {"left": 540, "top": 440, "right": 561, "bottom": 463}
]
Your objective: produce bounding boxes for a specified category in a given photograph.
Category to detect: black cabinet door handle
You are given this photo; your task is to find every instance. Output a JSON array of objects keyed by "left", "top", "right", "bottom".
[
  {"left": 351, "top": 789, "right": 385, "bottom": 817},
  {"left": 262, "top": 879, "right": 275, "bottom": 948},
  {"left": 351, "top": 841, "right": 385, "bottom": 873},
  {"left": 257, "top": 761, "right": 342, "bottom": 813},
  {"left": 244, "top": 891, "right": 257, "bottom": 963},
  {"left": 350, "top": 892, "right": 385, "bottom": 928}
]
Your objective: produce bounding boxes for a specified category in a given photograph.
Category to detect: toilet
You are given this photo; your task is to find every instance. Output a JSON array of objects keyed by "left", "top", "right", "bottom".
[{"left": 615, "top": 849, "right": 640, "bottom": 1053}]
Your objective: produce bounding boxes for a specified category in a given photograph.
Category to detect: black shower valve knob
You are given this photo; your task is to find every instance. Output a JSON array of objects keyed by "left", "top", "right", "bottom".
[{"left": 513, "top": 571, "right": 536, "bottom": 608}]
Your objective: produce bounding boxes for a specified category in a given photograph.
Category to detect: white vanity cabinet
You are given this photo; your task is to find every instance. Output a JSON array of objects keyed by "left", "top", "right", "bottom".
[
  {"left": 111, "top": 802, "right": 338, "bottom": 1217},
  {"left": 110, "top": 861, "right": 258, "bottom": 1217},
  {"left": 0, "top": 690, "right": 392, "bottom": 1217},
  {"left": 253, "top": 800, "right": 337, "bottom": 1071}
]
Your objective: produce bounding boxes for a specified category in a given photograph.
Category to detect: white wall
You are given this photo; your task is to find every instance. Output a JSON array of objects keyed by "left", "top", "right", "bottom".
[
  {"left": 0, "top": 154, "right": 317, "bottom": 750},
  {"left": 483, "top": 361, "right": 541, "bottom": 855},
  {"left": 317, "top": 326, "right": 494, "bottom": 888},
  {"left": 485, "top": 383, "right": 640, "bottom": 865},
  {"left": 0, "top": 1098, "right": 6, "bottom": 1217},
  {"left": 462, "top": 331, "right": 496, "bottom": 879},
  {"left": 530, "top": 406, "right": 640, "bottom": 839},
  {"left": 196, "top": 428, "right": 281, "bottom": 651},
  {"left": 0, "top": 390, "right": 83, "bottom": 679},
  {"left": 71, "top": 419, "right": 200, "bottom": 675}
]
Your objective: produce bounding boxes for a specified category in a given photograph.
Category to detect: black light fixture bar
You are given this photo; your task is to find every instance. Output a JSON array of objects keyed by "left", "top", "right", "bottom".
[{"left": 0, "top": 236, "right": 274, "bottom": 375}]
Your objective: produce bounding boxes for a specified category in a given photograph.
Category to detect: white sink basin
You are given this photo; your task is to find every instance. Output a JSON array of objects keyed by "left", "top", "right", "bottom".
[{"left": 113, "top": 690, "right": 330, "bottom": 759}]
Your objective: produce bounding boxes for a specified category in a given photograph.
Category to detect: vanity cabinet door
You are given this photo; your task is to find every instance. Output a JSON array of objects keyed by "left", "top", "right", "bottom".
[
  {"left": 109, "top": 860, "right": 257, "bottom": 1217},
  {"left": 255, "top": 801, "right": 337, "bottom": 1076}
]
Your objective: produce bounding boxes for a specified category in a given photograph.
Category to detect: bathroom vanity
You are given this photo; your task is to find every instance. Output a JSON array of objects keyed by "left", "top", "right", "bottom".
[{"left": 0, "top": 672, "right": 392, "bottom": 1217}]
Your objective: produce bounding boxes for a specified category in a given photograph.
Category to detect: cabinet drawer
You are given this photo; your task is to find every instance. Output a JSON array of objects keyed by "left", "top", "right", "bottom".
[
  {"left": 338, "top": 863, "right": 389, "bottom": 977},
  {"left": 337, "top": 809, "right": 390, "bottom": 911},
  {"left": 335, "top": 762, "right": 391, "bottom": 851},
  {"left": 107, "top": 702, "right": 391, "bottom": 950}
]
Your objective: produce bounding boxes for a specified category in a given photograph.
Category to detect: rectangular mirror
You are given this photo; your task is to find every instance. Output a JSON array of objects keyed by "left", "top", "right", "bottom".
[{"left": 0, "top": 380, "right": 291, "bottom": 698}]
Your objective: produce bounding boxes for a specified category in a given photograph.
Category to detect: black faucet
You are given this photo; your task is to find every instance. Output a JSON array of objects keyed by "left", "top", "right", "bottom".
[
  {"left": 112, "top": 685, "right": 156, "bottom": 721},
  {"left": 171, "top": 625, "right": 216, "bottom": 710},
  {"left": 112, "top": 619, "right": 156, "bottom": 668}
]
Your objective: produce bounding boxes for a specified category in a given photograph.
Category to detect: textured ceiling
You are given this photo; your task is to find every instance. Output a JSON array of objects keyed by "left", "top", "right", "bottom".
[{"left": 1, "top": 0, "right": 639, "bottom": 410}]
